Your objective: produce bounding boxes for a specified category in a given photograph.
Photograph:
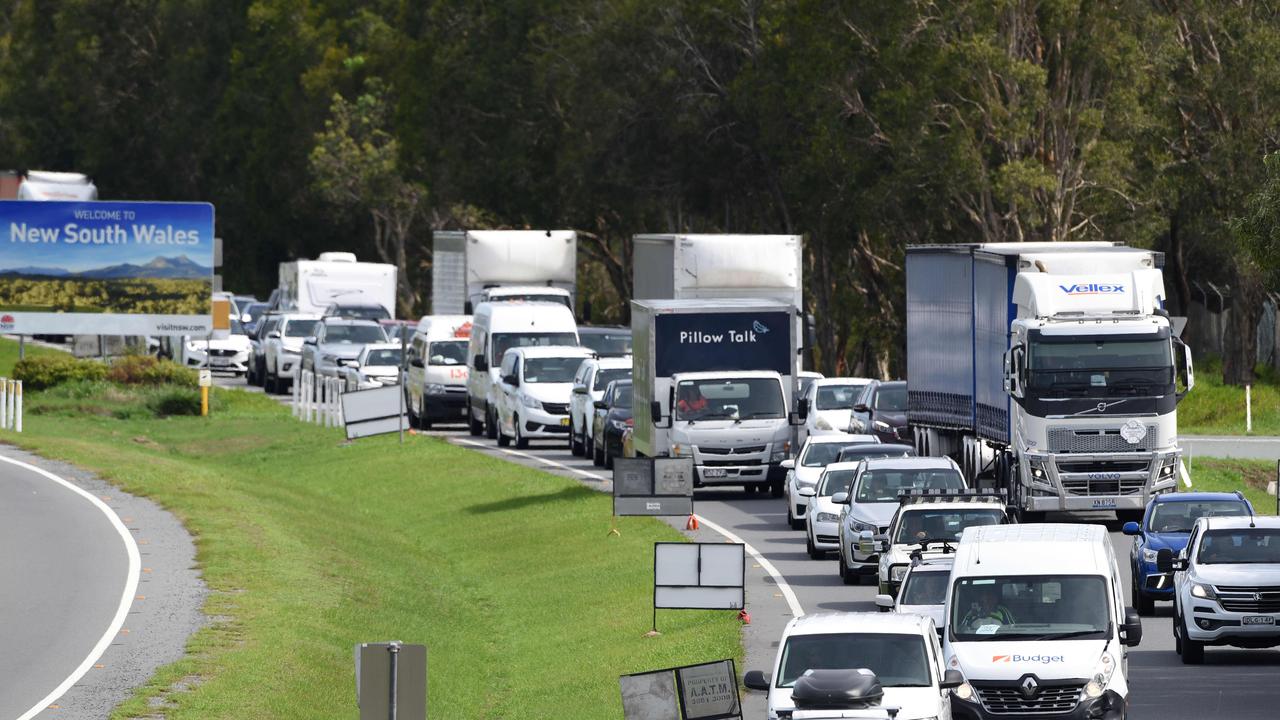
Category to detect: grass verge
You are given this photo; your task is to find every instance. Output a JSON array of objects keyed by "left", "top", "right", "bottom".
[
  {"left": 1178, "top": 356, "right": 1280, "bottom": 435},
  {"left": 8, "top": 377, "right": 740, "bottom": 718},
  {"left": 1187, "top": 457, "right": 1279, "bottom": 514},
  {"left": 0, "top": 336, "right": 63, "bottom": 376}
]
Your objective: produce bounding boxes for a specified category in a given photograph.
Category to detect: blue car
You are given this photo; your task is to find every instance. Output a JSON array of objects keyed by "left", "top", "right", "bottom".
[{"left": 1123, "top": 491, "right": 1252, "bottom": 615}]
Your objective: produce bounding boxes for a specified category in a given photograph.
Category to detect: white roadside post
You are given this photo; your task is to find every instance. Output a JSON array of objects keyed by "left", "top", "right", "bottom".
[
  {"left": 304, "top": 371, "right": 313, "bottom": 423},
  {"left": 292, "top": 366, "right": 301, "bottom": 418},
  {"left": 1247, "top": 384, "right": 1253, "bottom": 433},
  {"left": 15, "top": 380, "right": 22, "bottom": 433},
  {"left": 1, "top": 378, "right": 8, "bottom": 429},
  {"left": 5, "top": 379, "right": 13, "bottom": 430}
]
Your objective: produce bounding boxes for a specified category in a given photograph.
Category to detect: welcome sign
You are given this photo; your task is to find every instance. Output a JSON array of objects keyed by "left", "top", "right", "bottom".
[{"left": 0, "top": 201, "right": 215, "bottom": 335}]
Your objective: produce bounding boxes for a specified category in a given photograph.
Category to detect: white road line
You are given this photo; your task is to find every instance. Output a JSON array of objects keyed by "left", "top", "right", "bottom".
[
  {"left": 1, "top": 454, "right": 142, "bottom": 720},
  {"left": 449, "top": 437, "right": 806, "bottom": 618}
]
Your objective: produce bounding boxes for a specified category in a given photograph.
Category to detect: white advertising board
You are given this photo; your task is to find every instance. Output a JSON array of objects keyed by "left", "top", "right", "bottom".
[
  {"left": 653, "top": 543, "right": 744, "bottom": 611},
  {"left": 341, "top": 384, "right": 405, "bottom": 440}
]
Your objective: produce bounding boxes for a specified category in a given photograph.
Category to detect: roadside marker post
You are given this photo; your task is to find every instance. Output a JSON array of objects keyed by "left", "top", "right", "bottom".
[
  {"left": 1246, "top": 384, "right": 1253, "bottom": 433},
  {"left": 355, "top": 641, "right": 426, "bottom": 720},
  {"left": 15, "top": 381, "right": 22, "bottom": 433},
  {"left": 1, "top": 378, "right": 8, "bottom": 427}
]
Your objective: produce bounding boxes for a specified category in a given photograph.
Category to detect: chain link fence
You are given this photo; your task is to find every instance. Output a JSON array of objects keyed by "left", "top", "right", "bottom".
[{"left": 1186, "top": 282, "right": 1280, "bottom": 369}]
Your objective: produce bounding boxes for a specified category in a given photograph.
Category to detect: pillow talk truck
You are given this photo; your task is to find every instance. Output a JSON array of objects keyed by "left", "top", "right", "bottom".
[{"left": 906, "top": 243, "right": 1194, "bottom": 524}]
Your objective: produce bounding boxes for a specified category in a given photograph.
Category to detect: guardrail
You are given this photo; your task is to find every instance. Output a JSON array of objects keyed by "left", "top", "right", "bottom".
[
  {"left": 0, "top": 378, "right": 22, "bottom": 432},
  {"left": 291, "top": 369, "right": 343, "bottom": 427}
]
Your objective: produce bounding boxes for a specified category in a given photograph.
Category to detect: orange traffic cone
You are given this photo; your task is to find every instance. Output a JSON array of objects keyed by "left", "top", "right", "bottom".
[
  {"left": 738, "top": 609, "right": 751, "bottom": 624},
  {"left": 686, "top": 514, "right": 699, "bottom": 531}
]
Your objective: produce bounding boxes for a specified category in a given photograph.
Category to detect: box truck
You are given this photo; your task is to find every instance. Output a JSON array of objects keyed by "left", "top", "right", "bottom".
[
  {"left": 632, "top": 298, "right": 806, "bottom": 495},
  {"left": 906, "top": 242, "right": 1194, "bottom": 523},
  {"left": 431, "top": 230, "right": 577, "bottom": 314},
  {"left": 277, "top": 252, "right": 397, "bottom": 317}
]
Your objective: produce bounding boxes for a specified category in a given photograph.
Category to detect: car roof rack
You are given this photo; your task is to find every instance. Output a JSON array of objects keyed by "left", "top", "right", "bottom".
[{"left": 896, "top": 488, "right": 1006, "bottom": 505}]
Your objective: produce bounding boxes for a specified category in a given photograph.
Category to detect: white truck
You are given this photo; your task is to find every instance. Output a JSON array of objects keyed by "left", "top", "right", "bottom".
[
  {"left": 906, "top": 243, "right": 1194, "bottom": 523},
  {"left": 431, "top": 230, "right": 577, "bottom": 314},
  {"left": 277, "top": 252, "right": 397, "bottom": 317},
  {"left": 631, "top": 298, "right": 805, "bottom": 495}
]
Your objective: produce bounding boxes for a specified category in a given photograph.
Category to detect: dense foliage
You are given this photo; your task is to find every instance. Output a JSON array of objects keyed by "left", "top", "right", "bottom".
[{"left": 1, "top": 1, "right": 1276, "bottom": 380}]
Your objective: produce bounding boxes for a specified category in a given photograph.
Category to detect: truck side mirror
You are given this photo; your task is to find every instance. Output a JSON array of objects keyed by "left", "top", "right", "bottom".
[
  {"left": 1005, "top": 345, "right": 1026, "bottom": 399},
  {"left": 797, "top": 397, "right": 810, "bottom": 420},
  {"left": 1174, "top": 337, "right": 1195, "bottom": 400},
  {"left": 504, "top": 374, "right": 519, "bottom": 387},
  {"left": 474, "top": 354, "right": 489, "bottom": 371},
  {"left": 1121, "top": 607, "right": 1143, "bottom": 647},
  {"left": 650, "top": 400, "right": 662, "bottom": 426},
  {"left": 410, "top": 358, "right": 424, "bottom": 368}
]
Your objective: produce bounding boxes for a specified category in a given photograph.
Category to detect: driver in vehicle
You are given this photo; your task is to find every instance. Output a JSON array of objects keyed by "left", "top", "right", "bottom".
[
  {"left": 677, "top": 384, "right": 709, "bottom": 416},
  {"left": 962, "top": 586, "right": 1015, "bottom": 629}
]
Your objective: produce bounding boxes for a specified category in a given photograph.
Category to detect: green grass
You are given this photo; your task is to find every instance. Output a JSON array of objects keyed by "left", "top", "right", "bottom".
[
  {"left": 6, "top": 377, "right": 740, "bottom": 718},
  {"left": 0, "top": 336, "right": 63, "bottom": 376},
  {"left": 1179, "top": 356, "right": 1280, "bottom": 435},
  {"left": 1186, "top": 457, "right": 1279, "bottom": 514}
]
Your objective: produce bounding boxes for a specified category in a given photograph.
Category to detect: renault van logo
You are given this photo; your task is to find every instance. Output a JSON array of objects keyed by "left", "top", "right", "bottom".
[{"left": 1020, "top": 675, "right": 1039, "bottom": 698}]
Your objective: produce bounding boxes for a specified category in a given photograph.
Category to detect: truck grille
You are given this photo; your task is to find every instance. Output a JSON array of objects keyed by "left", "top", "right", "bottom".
[
  {"left": 1215, "top": 586, "right": 1280, "bottom": 613},
  {"left": 1060, "top": 477, "right": 1147, "bottom": 495},
  {"left": 541, "top": 402, "right": 569, "bottom": 415},
  {"left": 702, "top": 458, "right": 766, "bottom": 467},
  {"left": 699, "top": 445, "right": 766, "bottom": 455},
  {"left": 1047, "top": 427, "right": 1156, "bottom": 453},
  {"left": 972, "top": 680, "right": 1083, "bottom": 715}
]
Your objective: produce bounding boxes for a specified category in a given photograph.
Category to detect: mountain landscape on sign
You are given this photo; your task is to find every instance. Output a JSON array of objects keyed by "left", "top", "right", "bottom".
[{"left": 0, "top": 255, "right": 210, "bottom": 280}]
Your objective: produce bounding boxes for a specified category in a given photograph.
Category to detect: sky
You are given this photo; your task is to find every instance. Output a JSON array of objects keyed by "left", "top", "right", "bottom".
[{"left": 0, "top": 201, "right": 215, "bottom": 271}]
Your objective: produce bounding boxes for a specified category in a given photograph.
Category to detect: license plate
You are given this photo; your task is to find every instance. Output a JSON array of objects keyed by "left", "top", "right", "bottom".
[
  {"left": 702, "top": 468, "right": 727, "bottom": 478},
  {"left": 1092, "top": 498, "right": 1117, "bottom": 508},
  {"left": 1243, "top": 616, "right": 1275, "bottom": 626},
  {"left": 210, "top": 358, "right": 230, "bottom": 367},
  {"left": 558, "top": 417, "right": 569, "bottom": 426}
]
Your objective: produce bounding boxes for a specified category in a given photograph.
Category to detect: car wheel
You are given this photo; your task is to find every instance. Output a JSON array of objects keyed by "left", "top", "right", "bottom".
[
  {"left": 1132, "top": 573, "right": 1155, "bottom": 616},
  {"left": 839, "top": 555, "right": 856, "bottom": 585},
  {"left": 593, "top": 436, "right": 604, "bottom": 466},
  {"left": 496, "top": 414, "right": 511, "bottom": 447},
  {"left": 787, "top": 502, "right": 805, "bottom": 531},
  {"left": 806, "top": 533, "right": 823, "bottom": 559},
  {"left": 514, "top": 415, "right": 529, "bottom": 449},
  {"left": 570, "top": 420, "right": 583, "bottom": 456},
  {"left": 418, "top": 397, "right": 432, "bottom": 431},
  {"left": 468, "top": 402, "right": 484, "bottom": 436},
  {"left": 265, "top": 370, "right": 278, "bottom": 394},
  {"left": 604, "top": 443, "right": 615, "bottom": 470},
  {"left": 485, "top": 406, "right": 498, "bottom": 440},
  {"left": 1180, "top": 614, "right": 1205, "bottom": 664}
]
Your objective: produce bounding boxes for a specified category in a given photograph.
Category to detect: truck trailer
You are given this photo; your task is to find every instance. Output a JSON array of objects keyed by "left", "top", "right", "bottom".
[
  {"left": 906, "top": 242, "right": 1193, "bottom": 523},
  {"left": 431, "top": 230, "right": 577, "bottom": 314},
  {"left": 631, "top": 298, "right": 806, "bottom": 495}
]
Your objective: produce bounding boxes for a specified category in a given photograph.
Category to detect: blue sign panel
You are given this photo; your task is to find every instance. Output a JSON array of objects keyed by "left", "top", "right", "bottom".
[
  {"left": 0, "top": 201, "right": 214, "bottom": 335},
  {"left": 654, "top": 311, "right": 791, "bottom": 376}
]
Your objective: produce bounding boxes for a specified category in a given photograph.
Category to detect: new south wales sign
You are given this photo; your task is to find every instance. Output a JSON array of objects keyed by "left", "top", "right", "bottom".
[{"left": 0, "top": 200, "right": 215, "bottom": 335}]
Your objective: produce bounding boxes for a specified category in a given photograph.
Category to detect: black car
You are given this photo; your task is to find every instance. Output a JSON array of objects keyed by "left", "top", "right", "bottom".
[
  {"left": 835, "top": 443, "right": 916, "bottom": 464},
  {"left": 322, "top": 302, "right": 392, "bottom": 321},
  {"left": 577, "top": 325, "right": 632, "bottom": 357},
  {"left": 591, "top": 379, "right": 632, "bottom": 469},
  {"left": 848, "top": 380, "right": 909, "bottom": 443}
]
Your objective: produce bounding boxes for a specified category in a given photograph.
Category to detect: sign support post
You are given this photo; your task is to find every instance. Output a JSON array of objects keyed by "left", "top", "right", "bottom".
[{"left": 399, "top": 327, "right": 407, "bottom": 445}]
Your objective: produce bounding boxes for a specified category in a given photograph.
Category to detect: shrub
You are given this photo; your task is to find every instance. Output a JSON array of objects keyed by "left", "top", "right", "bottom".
[
  {"left": 13, "top": 355, "right": 108, "bottom": 390},
  {"left": 108, "top": 355, "right": 197, "bottom": 387},
  {"left": 148, "top": 387, "right": 203, "bottom": 416}
]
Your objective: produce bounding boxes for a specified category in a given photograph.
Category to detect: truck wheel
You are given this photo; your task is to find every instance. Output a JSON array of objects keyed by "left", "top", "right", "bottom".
[{"left": 468, "top": 402, "right": 483, "bottom": 436}]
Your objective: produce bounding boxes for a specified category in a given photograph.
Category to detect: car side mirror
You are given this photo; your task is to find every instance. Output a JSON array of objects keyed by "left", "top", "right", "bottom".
[
  {"left": 831, "top": 492, "right": 849, "bottom": 505},
  {"left": 573, "top": 385, "right": 588, "bottom": 395},
  {"left": 593, "top": 400, "right": 607, "bottom": 410},
  {"left": 941, "top": 669, "right": 965, "bottom": 690},
  {"left": 504, "top": 374, "right": 519, "bottom": 387},
  {"left": 474, "top": 355, "right": 488, "bottom": 371},
  {"left": 743, "top": 670, "right": 771, "bottom": 691},
  {"left": 267, "top": 331, "right": 281, "bottom": 339},
  {"left": 798, "top": 487, "right": 816, "bottom": 498},
  {"left": 874, "top": 594, "right": 895, "bottom": 611},
  {"left": 1155, "top": 548, "right": 1183, "bottom": 573},
  {"left": 1121, "top": 607, "right": 1143, "bottom": 647},
  {"left": 854, "top": 403, "right": 869, "bottom": 413},
  {"left": 410, "top": 358, "right": 424, "bottom": 368},
  {"left": 780, "top": 458, "right": 795, "bottom": 470},
  {"left": 1122, "top": 521, "right": 1141, "bottom": 536}
]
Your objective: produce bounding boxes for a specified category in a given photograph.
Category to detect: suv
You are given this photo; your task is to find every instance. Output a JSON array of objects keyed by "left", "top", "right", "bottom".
[
  {"left": 742, "top": 612, "right": 961, "bottom": 720},
  {"left": 834, "top": 457, "right": 966, "bottom": 586},
  {"left": 300, "top": 318, "right": 388, "bottom": 379},
  {"left": 246, "top": 311, "right": 282, "bottom": 386},
  {"left": 801, "top": 377, "right": 872, "bottom": 436},
  {"left": 871, "top": 490, "right": 1008, "bottom": 597},
  {"left": 495, "top": 345, "right": 593, "bottom": 448},
  {"left": 1161, "top": 515, "right": 1280, "bottom": 664},
  {"left": 1124, "top": 491, "right": 1252, "bottom": 615},
  {"left": 569, "top": 355, "right": 632, "bottom": 457},
  {"left": 847, "top": 380, "right": 908, "bottom": 443},
  {"left": 263, "top": 313, "right": 320, "bottom": 393},
  {"left": 781, "top": 433, "right": 879, "bottom": 530}
]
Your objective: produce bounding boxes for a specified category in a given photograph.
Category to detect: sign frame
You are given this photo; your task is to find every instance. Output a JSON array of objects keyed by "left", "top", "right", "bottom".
[
  {"left": 341, "top": 384, "right": 407, "bottom": 440},
  {"left": 620, "top": 658, "right": 743, "bottom": 720},
  {"left": 613, "top": 456, "right": 695, "bottom": 517}
]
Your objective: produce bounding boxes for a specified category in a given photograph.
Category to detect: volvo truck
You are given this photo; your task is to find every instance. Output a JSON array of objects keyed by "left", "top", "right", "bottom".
[
  {"left": 906, "top": 243, "right": 1193, "bottom": 523},
  {"left": 631, "top": 299, "right": 805, "bottom": 495},
  {"left": 431, "top": 230, "right": 577, "bottom": 314}
]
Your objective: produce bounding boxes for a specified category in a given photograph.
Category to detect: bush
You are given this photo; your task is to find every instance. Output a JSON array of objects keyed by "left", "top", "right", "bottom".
[
  {"left": 108, "top": 355, "right": 197, "bottom": 387},
  {"left": 148, "top": 388, "right": 203, "bottom": 417},
  {"left": 13, "top": 355, "right": 108, "bottom": 390}
]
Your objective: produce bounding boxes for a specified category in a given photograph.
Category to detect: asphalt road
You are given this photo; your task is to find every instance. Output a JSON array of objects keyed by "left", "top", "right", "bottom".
[{"left": 233, "top": 372, "right": 1280, "bottom": 719}]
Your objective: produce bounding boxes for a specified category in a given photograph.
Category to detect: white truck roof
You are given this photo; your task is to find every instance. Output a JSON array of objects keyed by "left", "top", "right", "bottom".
[
  {"left": 473, "top": 301, "right": 577, "bottom": 333},
  {"left": 953, "top": 524, "right": 1110, "bottom": 576}
]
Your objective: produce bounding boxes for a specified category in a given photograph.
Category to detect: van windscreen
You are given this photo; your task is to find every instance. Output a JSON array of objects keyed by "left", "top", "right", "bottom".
[
  {"left": 492, "top": 332, "right": 578, "bottom": 363},
  {"left": 950, "top": 575, "right": 1110, "bottom": 642}
]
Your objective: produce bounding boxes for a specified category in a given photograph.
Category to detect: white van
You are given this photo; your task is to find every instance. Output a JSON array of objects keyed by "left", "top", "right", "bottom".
[
  {"left": 943, "top": 524, "right": 1142, "bottom": 720},
  {"left": 466, "top": 302, "right": 579, "bottom": 438},
  {"left": 404, "top": 315, "right": 472, "bottom": 429},
  {"left": 495, "top": 345, "right": 595, "bottom": 448}
]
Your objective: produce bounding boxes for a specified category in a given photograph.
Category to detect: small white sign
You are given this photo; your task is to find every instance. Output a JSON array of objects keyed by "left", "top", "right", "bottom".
[
  {"left": 1120, "top": 419, "right": 1147, "bottom": 445},
  {"left": 198, "top": 369, "right": 212, "bottom": 387}
]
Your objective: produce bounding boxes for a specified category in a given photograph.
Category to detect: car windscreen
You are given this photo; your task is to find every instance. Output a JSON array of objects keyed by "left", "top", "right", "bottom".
[
  {"left": 817, "top": 469, "right": 858, "bottom": 497},
  {"left": 492, "top": 332, "right": 578, "bottom": 363},
  {"left": 777, "top": 633, "right": 931, "bottom": 688},
  {"left": 1197, "top": 529, "right": 1280, "bottom": 564},
  {"left": 324, "top": 324, "right": 387, "bottom": 344},
  {"left": 612, "top": 384, "right": 633, "bottom": 408},
  {"left": 856, "top": 469, "right": 964, "bottom": 502},
  {"left": 523, "top": 357, "right": 585, "bottom": 383},
  {"left": 674, "top": 377, "right": 784, "bottom": 421},
  {"left": 815, "top": 384, "right": 866, "bottom": 410},
  {"left": 901, "top": 571, "right": 949, "bottom": 606},
  {"left": 802, "top": 442, "right": 866, "bottom": 467},
  {"left": 874, "top": 384, "right": 907, "bottom": 411},
  {"left": 364, "top": 349, "right": 402, "bottom": 366},
  {"left": 284, "top": 319, "right": 319, "bottom": 338},
  {"left": 594, "top": 367, "right": 632, "bottom": 391},
  {"left": 894, "top": 508, "right": 1006, "bottom": 544},
  {"left": 428, "top": 340, "right": 468, "bottom": 366},
  {"left": 580, "top": 332, "right": 632, "bottom": 357},
  {"left": 1149, "top": 501, "right": 1250, "bottom": 534},
  {"left": 950, "top": 575, "right": 1110, "bottom": 641}
]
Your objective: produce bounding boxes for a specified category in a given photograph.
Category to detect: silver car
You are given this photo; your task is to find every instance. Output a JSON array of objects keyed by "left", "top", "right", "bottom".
[{"left": 300, "top": 318, "right": 388, "bottom": 379}]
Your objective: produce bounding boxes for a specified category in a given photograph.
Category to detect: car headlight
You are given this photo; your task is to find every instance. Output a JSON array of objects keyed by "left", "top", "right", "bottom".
[
  {"left": 873, "top": 420, "right": 892, "bottom": 433},
  {"left": 1082, "top": 652, "right": 1115, "bottom": 699},
  {"left": 1141, "top": 547, "right": 1159, "bottom": 564},
  {"left": 520, "top": 394, "right": 540, "bottom": 409},
  {"left": 890, "top": 564, "right": 909, "bottom": 582},
  {"left": 1190, "top": 582, "right": 1217, "bottom": 599},
  {"left": 953, "top": 681, "right": 975, "bottom": 702},
  {"left": 425, "top": 383, "right": 447, "bottom": 395},
  {"left": 816, "top": 512, "right": 840, "bottom": 523},
  {"left": 608, "top": 418, "right": 629, "bottom": 431},
  {"left": 848, "top": 517, "right": 876, "bottom": 533}
]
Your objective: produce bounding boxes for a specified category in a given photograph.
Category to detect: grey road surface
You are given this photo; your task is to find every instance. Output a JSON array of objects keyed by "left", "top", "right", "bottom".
[{"left": 1183, "top": 435, "right": 1280, "bottom": 461}]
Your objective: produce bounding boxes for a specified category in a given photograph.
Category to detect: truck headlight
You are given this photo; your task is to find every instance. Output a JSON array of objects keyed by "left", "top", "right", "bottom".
[
  {"left": 1029, "top": 459, "right": 1047, "bottom": 480},
  {"left": 1141, "top": 548, "right": 1159, "bottom": 564},
  {"left": 816, "top": 512, "right": 840, "bottom": 523},
  {"left": 771, "top": 450, "right": 787, "bottom": 463},
  {"left": 890, "top": 564, "right": 909, "bottom": 582},
  {"left": 520, "top": 394, "right": 540, "bottom": 409},
  {"left": 1190, "top": 582, "right": 1217, "bottom": 599},
  {"left": 873, "top": 420, "right": 892, "bottom": 433},
  {"left": 1158, "top": 458, "right": 1178, "bottom": 479},
  {"left": 425, "top": 383, "right": 447, "bottom": 395},
  {"left": 671, "top": 444, "right": 687, "bottom": 457},
  {"left": 953, "top": 682, "right": 975, "bottom": 702},
  {"left": 1082, "top": 652, "right": 1115, "bottom": 699}
]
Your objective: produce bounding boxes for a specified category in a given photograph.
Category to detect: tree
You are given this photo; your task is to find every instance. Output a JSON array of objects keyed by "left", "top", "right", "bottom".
[{"left": 310, "top": 76, "right": 426, "bottom": 316}]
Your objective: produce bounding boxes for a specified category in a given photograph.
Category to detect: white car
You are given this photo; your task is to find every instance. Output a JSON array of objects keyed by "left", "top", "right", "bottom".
[
  {"left": 180, "top": 318, "right": 252, "bottom": 375},
  {"left": 834, "top": 457, "right": 966, "bottom": 585},
  {"left": 568, "top": 356, "right": 632, "bottom": 457},
  {"left": 805, "top": 461, "right": 864, "bottom": 559},
  {"left": 802, "top": 376, "right": 872, "bottom": 436},
  {"left": 263, "top": 313, "right": 321, "bottom": 393},
  {"left": 872, "top": 491, "right": 1008, "bottom": 596},
  {"left": 340, "top": 343, "right": 403, "bottom": 391},
  {"left": 877, "top": 557, "right": 954, "bottom": 638},
  {"left": 495, "top": 345, "right": 594, "bottom": 448},
  {"left": 743, "top": 611, "right": 961, "bottom": 720},
  {"left": 782, "top": 433, "right": 879, "bottom": 530}
]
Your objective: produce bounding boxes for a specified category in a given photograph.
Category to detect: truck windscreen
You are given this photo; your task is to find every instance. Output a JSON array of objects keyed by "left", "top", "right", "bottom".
[
  {"left": 674, "top": 377, "right": 784, "bottom": 421},
  {"left": 1027, "top": 336, "right": 1173, "bottom": 397}
]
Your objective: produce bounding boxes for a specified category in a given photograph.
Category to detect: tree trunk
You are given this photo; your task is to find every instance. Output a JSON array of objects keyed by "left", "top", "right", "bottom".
[{"left": 1222, "top": 263, "right": 1263, "bottom": 386}]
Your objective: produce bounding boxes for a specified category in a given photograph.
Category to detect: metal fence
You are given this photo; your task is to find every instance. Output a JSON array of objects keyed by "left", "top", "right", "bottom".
[{"left": 1186, "top": 281, "right": 1280, "bottom": 369}]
